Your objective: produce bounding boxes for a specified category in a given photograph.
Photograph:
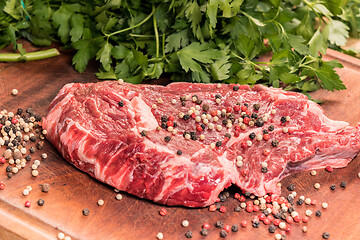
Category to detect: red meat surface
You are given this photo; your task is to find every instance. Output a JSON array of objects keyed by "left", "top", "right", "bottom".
[{"left": 42, "top": 81, "right": 360, "bottom": 207}]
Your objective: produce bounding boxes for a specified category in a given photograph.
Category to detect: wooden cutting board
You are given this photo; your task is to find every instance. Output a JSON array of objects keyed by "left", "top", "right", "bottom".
[{"left": 0, "top": 42, "right": 360, "bottom": 240}]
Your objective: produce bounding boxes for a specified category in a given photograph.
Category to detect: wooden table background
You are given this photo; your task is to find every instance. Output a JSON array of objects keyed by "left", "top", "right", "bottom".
[{"left": 0, "top": 42, "right": 360, "bottom": 240}]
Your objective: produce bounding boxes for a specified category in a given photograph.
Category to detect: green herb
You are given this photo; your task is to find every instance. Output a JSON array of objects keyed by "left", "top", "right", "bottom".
[{"left": 1, "top": 0, "right": 359, "bottom": 94}]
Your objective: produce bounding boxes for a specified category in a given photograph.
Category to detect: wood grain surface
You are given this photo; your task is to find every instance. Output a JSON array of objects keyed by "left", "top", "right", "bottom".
[{"left": 0, "top": 42, "right": 360, "bottom": 240}]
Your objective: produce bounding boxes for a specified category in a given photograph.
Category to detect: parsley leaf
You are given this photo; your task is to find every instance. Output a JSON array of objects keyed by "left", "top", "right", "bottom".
[{"left": 177, "top": 42, "right": 222, "bottom": 72}]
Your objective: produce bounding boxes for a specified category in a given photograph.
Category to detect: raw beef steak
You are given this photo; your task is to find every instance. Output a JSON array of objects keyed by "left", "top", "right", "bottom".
[{"left": 42, "top": 81, "right": 360, "bottom": 207}]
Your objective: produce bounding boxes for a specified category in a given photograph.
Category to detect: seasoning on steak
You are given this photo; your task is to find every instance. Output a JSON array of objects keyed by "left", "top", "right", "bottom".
[{"left": 42, "top": 81, "right": 360, "bottom": 207}]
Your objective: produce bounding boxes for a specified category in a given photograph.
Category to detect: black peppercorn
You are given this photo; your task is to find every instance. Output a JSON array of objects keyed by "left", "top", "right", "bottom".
[
  {"left": 173, "top": 122, "right": 177, "bottom": 127},
  {"left": 6, "top": 166, "right": 12, "bottom": 172},
  {"left": 220, "top": 229, "right": 227, "bottom": 238},
  {"left": 251, "top": 113, "right": 258, "bottom": 119},
  {"left": 118, "top": 100, "right": 124, "bottom": 107},
  {"left": 280, "top": 116, "right": 287, "bottom": 123},
  {"left": 37, "top": 199, "right": 45, "bottom": 206},
  {"left": 231, "top": 225, "right": 239, "bottom": 232},
  {"left": 82, "top": 208, "right": 90, "bottom": 216},
  {"left": 216, "top": 141, "right": 222, "bottom": 147},
  {"left": 340, "top": 181, "right": 347, "bottom": 188},
  {"left": 322, "top": 232, "right": 330, "bottom": 239},
  {"left": 253, "top": 104, "right": 260, "bottom": 110},
  {"left": 224, "top": 133, "right": 231, "bottom": 139},
  {"left": 263, "top": 129, "right": 269, "bottom": 134},
  {"left": 271, "top": 140, "right": 279, "bottom": 147},
  {"left": 140, "top": 130, "right": 147, "bottom": 137},
  {"left": 183, "top": 114, "right": 190, "bottom": 120},
  {"left": 287, "top": 184, "right": 295, "bottom": 191},
  {"left": 161, "top": 116, "right": 168, "bottom": 122},
  {"left": 261, "top": 167, "right": 268, "bottom": 173},
  {"left": 249, "top": 133, "right": 256, "bottom": 139},
  {"left": 215, "top": 221, "right": 224, "bottom": 228},
  {"left": 181, "top": 102, "right": 186, "bottom": 106},
  {"left": 269, "top": 225, "right": 276, "bottom": 233},
  {"left": 161, "top": 122, "right": 167, "bottom": 129},
  {"left": 255, "top": 119, "right": 264, "bottom": 127},
  {"left": 164, "top": 136, "right": 171, "bottom": 142},
  {"left": 190, "top": 132, "right": 197, "bottom": 140},
  {"left": 195, "top": 99, "right": 202, "bottom": 105},
  {"left": 268, "top": 125, "right": 274, "bottom": 131},
  {"left": 297, "top": 199, "right": 304, "bottom": 205},
  {"left": 215, "top": 94, "right": 222, "bottom": 99},
  {"left": 330, "top": 184, "right": 336, "bottom": 190},
  {"left": 185, "top": 231, "right": 192, "bottom": 238},
  {"left": 200, "top": 229, "right": 208, "bottom": 236},
  {"left": 17, "top": 108, "right": 23, "bottom": 115},
  {"left": 315, "top": 210, "right": 322, "bottom": 217},
  {"left": 252, "top": 222, "right": 260, "bottom": 228},
  {"left": 233, "top": 85, "right": 239, "bottom": 91},
  {"left": 7, "top": 173, "right": 12, "bottom": 178},
  {"left": 177, "top": 150, "right": 182, "bottom": 155},
  {"left": 234, "top": 206, "right": 241, "bottom": 212}
]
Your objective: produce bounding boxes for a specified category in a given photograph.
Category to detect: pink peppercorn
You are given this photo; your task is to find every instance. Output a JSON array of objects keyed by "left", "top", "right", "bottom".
[{"left": 25, "top": 201, "right": 31, "bottom": 208}]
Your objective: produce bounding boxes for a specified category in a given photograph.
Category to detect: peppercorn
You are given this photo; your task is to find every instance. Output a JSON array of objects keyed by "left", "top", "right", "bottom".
[
  {"left": 233, "top": 85, "right": 239, "bottom": 91},
  {"left": 37, "top": 199, "right": 45, "bottom": 206},
  {"left": 215, "top": 221, "right": 224, "bottom": 228},
  {"left": 215, "top": 203, "right": 221, "bottom": 210},
  {"left": 82, "top": 208, "right": 90, "bottom": 216},
  {"left": 252, "top": 222, "right": 260, "bottom": 228},
  {"left": 42, "top": 183, "right": 50, "bottom": 193},
  {"left": 164, "top": 136, "right": 171, "bottom": 142},
  {"left": 287, "top": 184, "right": 295, "bottom": 191},
  {"left": 340, "top": 181, "right": 347, "bottom": 188},
  {"left": 140, "top": 131, "right": 147, "bottom": 137},
  {"left": 288, "top": 207, "right": 295, "bottom": 213},
  {"left": 220, "top": 112, "right": 226, "bottom": 118},
  {"left": 215, "top": 94, "right": 222, "bottom": 99},
  {"left": 6, "top": 166, "right": 12, "bottom": 172},
  {"left": 269, "top": 225, "right": 276, "bottom": 233},
  {"left": 330, "top": 184, "right": 336, "bottom": 190},
  {"left": 253, "top": 119, "right": 263, "bottom": 128},
  {"left": 29, "top": 147, "right": 35, "bottom": 153},
  {"left": 216, "top": 141, "right": 222, "bottom": 147},
  {"left": 231, "top": 225, "right": 239, "bottom": 232},
  {"left": 160, "top": 122, "right": 167, "bottom": 129},
  {"left": 271, "top": 140, "right": 279, "bottom": 147},
  {"left": 251, "top": 113, "right": 258, "bottom": 119},
  {"left": 195, "top": 99, "right": 202, "bottom": 105},
  {"left": 249, "top": 133, "right": 256, "bottom": 139},
  {"left": 7, "top": 173, "right": 12, "bottom": 178},
  {"left": 219, "top": 229, "right": 227, "bottom": 238},
  {"left": 322, "top": 232, "right": 330, "bottom": 239},
  {"left": 274, "top": 213, "right": 281, "bottom": 219},
  {"left": 200, "top": 229, "right": 208, "bottom": 236},
  {"left": 181, "top": 102, "right": 186, "bottom": 106},
  {"left": 161, "top": 116, "right": 168, "bottom": 122},
  {"left": 261, "top": 167, "right": 268, "bottom": 173},
  {"left": 36, "top": 141, "right": 44, "bottom": 150},
  {"left": 280, "top": 116, "right": 287, "bottom": 123},
  {"left": 185, "top": 231, "right": 192, "bottom": 238},
  {"left": 183, "top": 114, "right": 190, "bottom": 120},
  {"left": 297, "top": 199, "right": 304, "bottom": 205},
  {"left": 190, "top": 132, "right": 197, "bottom": 140},
  {"left": 315, "top": 210, "right": 322, "bottom": 217},
  {"left": 118, "top": 101, "right": 124, "bottom": 107},
  {"left": 202, "top": 104, "right": 210, "bottom": 111}
]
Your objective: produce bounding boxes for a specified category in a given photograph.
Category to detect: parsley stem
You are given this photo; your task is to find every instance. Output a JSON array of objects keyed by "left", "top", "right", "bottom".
[
  {"left": 0, "top": 48, "right": 60, "bottom": 62},
  {"left": 104, "top": 7, "right": 155, "bottom": 38},
  {"left": 153, "top": 6, "right": 159, "bottom": 58}
]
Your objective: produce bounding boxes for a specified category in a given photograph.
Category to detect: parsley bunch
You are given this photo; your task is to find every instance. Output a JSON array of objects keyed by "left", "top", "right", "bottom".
[{"left": 1, "top": 0, "right": 359, "bottom": 93}]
